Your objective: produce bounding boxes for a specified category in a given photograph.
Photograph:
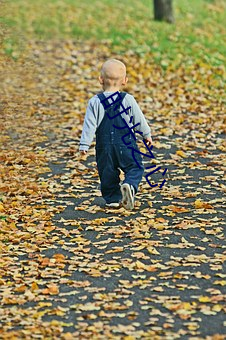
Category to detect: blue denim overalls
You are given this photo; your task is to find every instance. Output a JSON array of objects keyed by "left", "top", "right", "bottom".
[{"left": 96, "top": 92, "right": 144, "bottom": 204}]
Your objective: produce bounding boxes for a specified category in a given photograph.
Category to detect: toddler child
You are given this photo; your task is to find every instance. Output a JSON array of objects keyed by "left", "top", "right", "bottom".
[{"left": 79, "top": 59, "right": 152, "bottom": 210}]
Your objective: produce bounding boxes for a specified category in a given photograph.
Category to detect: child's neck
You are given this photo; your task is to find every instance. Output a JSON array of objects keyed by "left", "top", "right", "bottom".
[{"left": 103, "top": 87, "right": 121, "bottom": 92}]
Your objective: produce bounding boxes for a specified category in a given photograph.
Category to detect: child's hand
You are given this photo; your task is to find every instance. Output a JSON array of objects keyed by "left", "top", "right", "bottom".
[
  {"left": 145, "top": 137, "right": 152, "bottom": 146},
  {"left": 80, "top": 150, "right": 87, "bottom": 155}
]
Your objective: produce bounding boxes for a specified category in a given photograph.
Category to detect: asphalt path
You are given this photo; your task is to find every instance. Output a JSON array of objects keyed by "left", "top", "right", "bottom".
[{"left": 33, "top": 126, "right": 225, "bottom": 339}]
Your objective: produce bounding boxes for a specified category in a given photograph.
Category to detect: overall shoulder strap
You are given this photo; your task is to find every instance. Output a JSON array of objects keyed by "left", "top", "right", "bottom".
[
  {"left": 96, "top": 92, "right": 106, "bottom": 103},
  {"left": 97, "top": 92, "right": 127, "bottom": 108},
  {"left": 120, "top": 92, "right": 127, "bottom": 99}
]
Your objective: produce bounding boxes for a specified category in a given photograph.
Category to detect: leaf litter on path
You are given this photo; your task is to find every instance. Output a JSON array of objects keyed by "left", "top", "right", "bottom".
[{"left": 0, "top": 40, "right": 225, "bottom": 339}]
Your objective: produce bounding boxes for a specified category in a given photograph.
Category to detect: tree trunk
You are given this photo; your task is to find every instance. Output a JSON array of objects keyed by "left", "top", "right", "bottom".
[{"left": 153, "top": 0, "right": 174, "bottom": 23}]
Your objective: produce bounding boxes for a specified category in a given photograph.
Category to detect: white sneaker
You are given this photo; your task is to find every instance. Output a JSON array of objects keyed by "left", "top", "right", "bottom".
[
  {"left": 120, "top": 183, "right": 135, "bottom": 210},
  {"left": 105, "top": 202, "right": 121, "bottom": 208}
]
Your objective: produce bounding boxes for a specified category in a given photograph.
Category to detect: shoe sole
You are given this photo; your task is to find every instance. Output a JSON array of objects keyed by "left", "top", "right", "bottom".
[
  {"left": 105, "top": 203, "right": 121, "bottom": 208},
  {"left": 120, "top": 183, "right": 134, "bottom": 210}
]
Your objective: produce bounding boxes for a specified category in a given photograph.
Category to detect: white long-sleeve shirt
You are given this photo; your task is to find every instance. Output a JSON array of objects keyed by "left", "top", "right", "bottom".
[{"left": 79, "top": 91, "right": 151, "bottom": 151}]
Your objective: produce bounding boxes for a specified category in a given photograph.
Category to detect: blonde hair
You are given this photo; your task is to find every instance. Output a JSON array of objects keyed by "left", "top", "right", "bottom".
[{"left": 100, "top": 59, "right": 126, "bottom": 86}]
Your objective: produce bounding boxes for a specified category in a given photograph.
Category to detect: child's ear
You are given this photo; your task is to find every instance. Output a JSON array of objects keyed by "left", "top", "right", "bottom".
[
  {"left": 122, "top": 76, "right": 128, "bottom": 85},
  {"left": 99, "top": 76, "right": 104, "bottom": 84}
]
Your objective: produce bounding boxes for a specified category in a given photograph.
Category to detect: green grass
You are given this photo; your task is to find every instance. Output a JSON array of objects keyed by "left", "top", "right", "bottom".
[{"left": 1, "top": 0, "right": 225, "bottom": 65}]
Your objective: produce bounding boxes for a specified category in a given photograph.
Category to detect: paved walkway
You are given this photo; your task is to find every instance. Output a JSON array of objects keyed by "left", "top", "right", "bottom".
[{"left": 0, "top": 41, "right": 225, "bottom": 339}]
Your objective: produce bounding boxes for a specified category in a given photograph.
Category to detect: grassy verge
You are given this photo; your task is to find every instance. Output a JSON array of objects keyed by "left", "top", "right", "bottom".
[{"left": 1, "top": 0, "right": 225, "bottom": 66}]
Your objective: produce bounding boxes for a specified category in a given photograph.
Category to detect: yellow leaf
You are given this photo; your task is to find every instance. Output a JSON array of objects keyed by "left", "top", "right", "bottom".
[
  {"left": 212, "top": 304, "right": 223, "bottom": 312},
  {"left": 182, "top": 302, "right": 193, "bottom": 310},
  {"left": 214, "top": 280, "right": 226, "bottom": 286},
  {"left": 0, "top": 203, "right": 5, "bottom": 212},
  {"left": 194, "top": 199, "right": 213, "bottom": 209},
  {"left": 155, "top": 224, "right": 167, "bottom": 230},
  {"left": 70, "top": 236, "right": 84, "bottom": 243},
  {"left": 198, "top": 296, "right": 211, "bottom": 303},
  {"left": 140, "top": 147, "right": 146, "bottom": 153},
  {"left": 176, "top": 150, "right": 186, "bottom": 158},
  {"left": 31, "top": 282, "right": 39, "bottom": 292},
  {"left": 135, "top": 260, "right": 147, "bottom": 269},
  {"left": 33, "top": 309, "right": 52, "bottom": 318},
  {"left": 62, "top": 333, "right": 74, "bottom": 340},
  {"left": 187, "top": 323, "right": 199, "bottom": 331},
  {"left": 135, "top": 260, "right": 157, "bottom": 272},
  {"left": 147, "top": 246, "right": 160, "bottom": 255},
  {"left": 37, "top": 302, "right": 52, "bottom": 308},
  {"left": 106, "top": 247, "right": 124, "bottom": 254},
  {"left": 153, "top": 286, "right": 164, "bottom": 292},
  {"left": 92, "top": 218, "right": 108, "bottom": 225}
]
